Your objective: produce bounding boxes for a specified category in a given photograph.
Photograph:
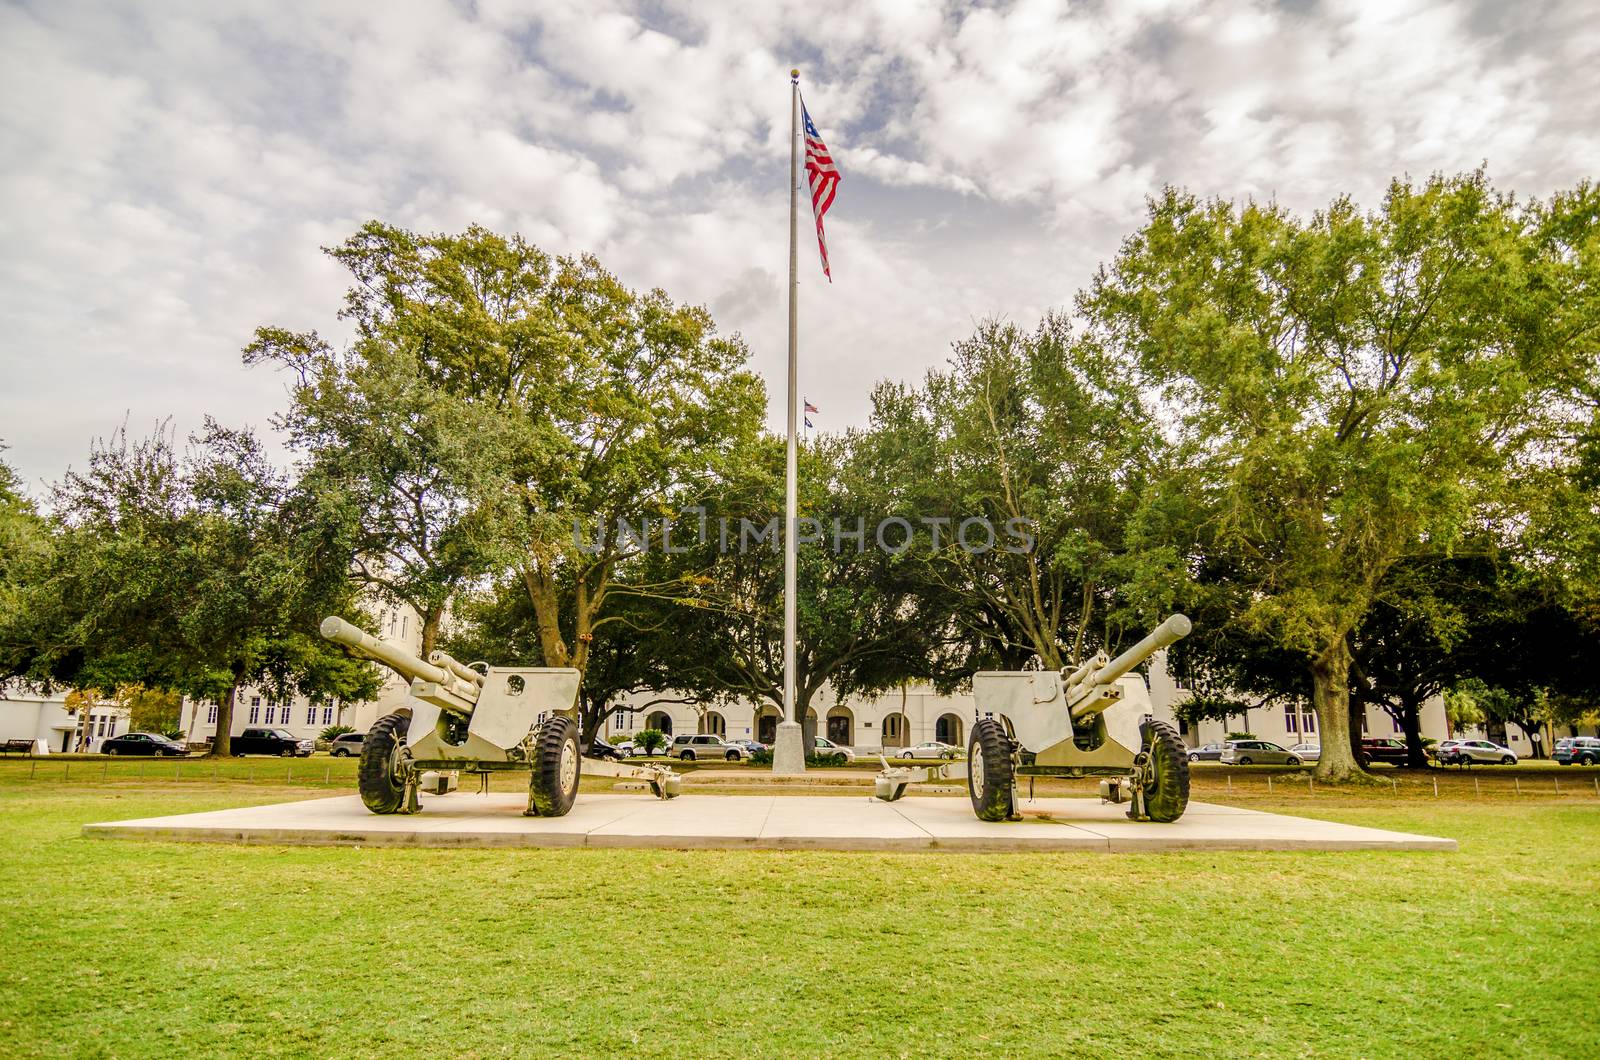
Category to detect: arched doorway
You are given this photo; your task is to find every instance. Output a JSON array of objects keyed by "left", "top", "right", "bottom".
[
  {"left": 826, "top": 705, "right": 853, "bottom": 747},
  {"left": 880, "top": 712, "right": 910, "bottom": 749},
  {"left": 646, "top": 710, "right": 673, "bottom": 735},
  {"left": 935, "top": 712, "right": 964, "bottom": 747},
  {"left": 756, "top": 706, "right": 780, "bottom": 744},
  {"left": 699, "top": 710, "right": 726, "bottom": 736}
]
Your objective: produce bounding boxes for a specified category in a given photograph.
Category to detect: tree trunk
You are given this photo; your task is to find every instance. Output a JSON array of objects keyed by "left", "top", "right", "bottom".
[
  {"left": 1311, "top": 638, "right": 1365, "bottom": 781},
  {"left": 419, "top": 607, "right": 443, "bottom": 659},
  {"left": 210, "top": 683, "right": 238, "bottom": 757},
  {"left": 1399, "top": 697, "right": 1427, "bottom": 768}
]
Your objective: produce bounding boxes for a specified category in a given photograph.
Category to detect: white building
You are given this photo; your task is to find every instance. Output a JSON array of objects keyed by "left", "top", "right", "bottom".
[{"left": 0, "top": 688, "right": 129, "bottom": 752}]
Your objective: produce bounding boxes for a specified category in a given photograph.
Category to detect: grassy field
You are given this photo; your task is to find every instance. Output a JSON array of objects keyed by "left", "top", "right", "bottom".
[{"left": 0, "top": 776, "right": 1596, "bottom": 1057}]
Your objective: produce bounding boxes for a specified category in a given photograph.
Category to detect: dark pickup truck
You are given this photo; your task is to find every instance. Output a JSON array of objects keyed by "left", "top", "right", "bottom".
[{"left": 232, "top": 728, "right": 315, "bottom": 757}]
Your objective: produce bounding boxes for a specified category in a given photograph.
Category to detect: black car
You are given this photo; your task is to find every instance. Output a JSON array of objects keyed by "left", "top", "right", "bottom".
[
  {"left": 100, "top": 732, "right": 190, "bottom": 757},
  {"left": 588, "top": 737, "right": 624, "bottom": 761},
  {"left": 231, "top": 728, "right": 315, "bottom": 757},
  {"left": 1187, "top": 742, "right": 1223, "bottom": 762}
]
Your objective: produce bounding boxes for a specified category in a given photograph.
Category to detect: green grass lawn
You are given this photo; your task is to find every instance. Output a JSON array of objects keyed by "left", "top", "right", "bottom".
[{"left": 0, "top": 779, "right": 1595, "bottom": 1058}]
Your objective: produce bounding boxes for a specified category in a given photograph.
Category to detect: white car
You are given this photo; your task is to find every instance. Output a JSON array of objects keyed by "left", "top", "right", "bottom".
[
  {"left": 1442, "top": 739, "right": 1517, "bottom": 765},
  {"left": 896, "top": 741, "right": 964, "bottom": 760},
  {"left": 813, "top": 736, "right": 855, "bottom": 762},
  {"left": 1288, "top": 743, "right": 1321, "bottom": 762}
]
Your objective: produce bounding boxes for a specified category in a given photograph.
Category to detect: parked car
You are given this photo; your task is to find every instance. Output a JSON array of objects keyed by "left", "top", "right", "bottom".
[
  {"left": 231, "top": 728, "right": 315, "bottom": 757},
  {"left": 587, "top": 736, "right": 624, "bottom": 761},
  {"left": 896, "top": 741, "right": 963, "bottom": 760},
  {"left": 1219, "top": 740, "right": 1303, "bottom": 766},
  {"left": 328, "top": 732, "right": 364, "bottom": 757},
  {"left": 727, "top": 739, "right": 766, "bottom": 755},
  {"left": 1439, "top": 739, "right": 1518, "bottom": 766},
  {"left": 1554, "top": 737, "right": 1600, "bottom": 765},
  {"left": 100, "top": 732, "right": 190, "bottom": 757},
  {"left": 1358, "top": 738, "right": 1416, "bottom": 766},
  {"left": 1433, "top": 739, "right": 1465, "bottom": 763},
  {"left": 670, "top": 734, "right": 748, "bottom": 761},
  {"left": 1287, "top": 743, "right": 1321, "bottom": 762},
  {"left": 812, "top": 736, "right": 855, "bottom": 762},
  {"left": 1187, "top": 742, "right": 1224, "bottom": 762}
]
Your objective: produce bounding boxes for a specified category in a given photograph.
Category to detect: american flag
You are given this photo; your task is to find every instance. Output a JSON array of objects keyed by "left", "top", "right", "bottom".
[{"left": 802, "top": 102, "right": 840, "bottom": 280}]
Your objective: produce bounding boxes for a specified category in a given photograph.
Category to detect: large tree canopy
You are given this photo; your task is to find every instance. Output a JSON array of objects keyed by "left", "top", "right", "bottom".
[
  {"left": 249, "top": 222, "right": 766, "bottom": 683},
  {"left": 1094, "top": 173, "right": 1600, "bottom": 779}
]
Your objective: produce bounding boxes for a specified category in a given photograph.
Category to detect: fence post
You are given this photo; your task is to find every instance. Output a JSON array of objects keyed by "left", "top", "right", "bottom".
[
  {"left": 286, "top": 765, "right": 292, "bottom": 784},
  {"left": 64, "top": 760, "right": 70, "bottom": 781},
  {"left": 1474, "top": 776, "right": 1480, "bottom": 795},
  {"left": 103, "top": 759, "right": 108, "bottom": 778},
  {"left": 1554, "top": 777, "right": 1560, "bottom": 795},
  {"left": 1515, "top": 777, "right": 1521, "bottom": 795},
  {"left": 1432, "top": 775, "right": 1438, "bottom": 797},
  {"left": 1267, "top": 774, "right": 1273, "bottom": 794},
  {"left": 30, "top": 760, "right": 37, "bottom": 779},
  {"left": 1391, "top": 778, "right": 1398, "bottom": 795},
  {"left": 1227, "top": 774, "right": 1232, "bottom": 793},
  {"left": 324, "top": 765, "right": 331, "bottom": 784}
]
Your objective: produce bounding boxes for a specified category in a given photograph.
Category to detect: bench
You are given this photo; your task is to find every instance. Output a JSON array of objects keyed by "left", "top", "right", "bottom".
[{"left": 1, "top": 739, "right": 38, "bottom": 756}]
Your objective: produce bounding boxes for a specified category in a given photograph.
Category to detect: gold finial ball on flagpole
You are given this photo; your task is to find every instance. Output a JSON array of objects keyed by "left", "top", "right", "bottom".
[{"left": 791, "top": 68, "right": 799, "bottom": 79}]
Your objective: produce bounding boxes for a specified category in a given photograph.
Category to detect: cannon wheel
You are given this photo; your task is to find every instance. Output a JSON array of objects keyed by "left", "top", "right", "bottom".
[
  {"left": 967, "top": 718, "right": 1014, "bottom": 822},
  {"left": 1133, "top": 720, "right": 1190, "bottom": 823},
  {"left": 528, "top": 715, "right": 581, "bottom": 817},
  {"left": 358, "top": 712, "right": 412, "bottom": 815}
]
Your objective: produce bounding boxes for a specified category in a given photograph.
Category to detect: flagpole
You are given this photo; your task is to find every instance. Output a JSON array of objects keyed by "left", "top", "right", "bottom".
[{"left": 772, "top": 68, "right": 806, "bottom": 775}]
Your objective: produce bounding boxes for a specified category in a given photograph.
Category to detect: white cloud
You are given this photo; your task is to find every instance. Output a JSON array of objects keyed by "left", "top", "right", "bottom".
[{"left": 2, "top": 0, "right": 1598, "bottom": 489}]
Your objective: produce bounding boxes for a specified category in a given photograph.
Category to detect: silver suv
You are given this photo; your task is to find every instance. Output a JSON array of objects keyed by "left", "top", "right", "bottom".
[
  {"left": 328, "top": 732, "right": 364, "bottom": 757},
  {"left": 1219, "top": 740, "right": 1303, "bottom": 766},
  {"left": 670, "top": 734, "right": 747, "bottom": 761}
]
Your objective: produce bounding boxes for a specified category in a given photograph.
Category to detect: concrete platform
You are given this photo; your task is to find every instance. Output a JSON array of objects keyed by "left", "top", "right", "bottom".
[{"left": 82, "top": 793, "right": 1457, "bottom": 853}]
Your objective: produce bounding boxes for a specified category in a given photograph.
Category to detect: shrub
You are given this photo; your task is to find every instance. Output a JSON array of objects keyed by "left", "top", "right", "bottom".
[
  {"left": 1225, "top": 732, "right": 1256, "bottom": 741},
  {"left": 636, "top": 729, "right": 668, "bottom": 755},
  {"left": 807, "top": 752, "right": 849, "bottom": 767},
  {"left": 320, "top": 724, "right": 356, "bottom": 742},
  {"left": 750, "top": 748, "right": 773, "bottom": 766}
]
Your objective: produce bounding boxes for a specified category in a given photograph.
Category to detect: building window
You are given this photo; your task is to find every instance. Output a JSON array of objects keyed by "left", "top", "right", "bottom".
[
  {"left": 1285, "top": 707, "right": 1297, "bottom": 734},
  {"left": 306, "top": 706, "right": 317, "bottom": 725},
  {"left": 249, "top": 704, "right": 260, "bottom": 724},
  {"left": 1392, "top": 715, "right": 1402, "bottom": 734},
  {"left": 401, "top": 614, "right": 408, "bottom": 638},
  {"left": 251, "top": 695, "right": 261, "bottom": 708},
  {"left": 1302, "top": 712, "right": 1316, "bottom": 734},
  {"left": 207, "top": 704, "right": 218, "bottom": 724},
  {"left": 884, "top": 714, "right": 903, "bottom": 739},
  {"left": 323, "top": 707, "right": 333, "bottom": 725}
]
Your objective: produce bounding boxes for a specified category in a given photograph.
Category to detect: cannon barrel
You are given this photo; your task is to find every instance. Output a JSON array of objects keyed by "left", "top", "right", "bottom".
[
  {"left": 320, "top": 616, "right": 480, "bottom": 703},
  {"left": 1067, "top": 613, "right": 1191, "bottom": 720},
  {"left": 1096, "top": 613, "right": 1191, "bottom": 686}
]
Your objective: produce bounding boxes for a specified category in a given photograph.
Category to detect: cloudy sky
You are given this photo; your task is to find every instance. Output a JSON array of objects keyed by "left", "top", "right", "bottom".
[{"left": 3, "top": 0, "right": 1597, "bottom": 492}]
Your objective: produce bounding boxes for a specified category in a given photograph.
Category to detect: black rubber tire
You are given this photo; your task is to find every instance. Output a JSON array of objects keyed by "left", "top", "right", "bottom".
[
  {"left": 358, "top": 713, "right": 411, "bottom": 815},
  {"left": 1501, "top": 756, "right": 1515, "bottom": 765},
  {"left": 682, "top": 750, "right": 696, "bottom": 761},
  {"left": 1139, "top": 720, "right": 1191, "bottom": 823},
  {"left": 726, "top": 751, "right": 739, "bottom": 761},
  {"left": 332, "top": 749, "right": 348, "bottom": 758},
  {"left": 1286, "top": 756, "right": 1301, "bottom": 766},
  {"left": 528, "top": 715, "right": 581, "bottom": 818},
  {"left": 1583, "top": 754, "right": 1596, "bottom": 765},
  {"left": 1239, "top": 756, "right": 1253, "bottom": 766},
  {"left": 1188, "top": 752, "right": 1199, "bottom": 762},
  {"left": 967, "top": 718, "right": 1014, "bottom": 822},
  {"left": 107, "top": 748, "right": 119, "bottom": 756}
]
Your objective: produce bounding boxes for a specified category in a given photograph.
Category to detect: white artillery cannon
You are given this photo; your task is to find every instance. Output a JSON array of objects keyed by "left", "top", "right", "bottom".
[
  {"left": 874, "top": 614, "right": 1194, "bottom": 822},
  {"left": 320, "top": 617, "right": 680, "bottom": 816}
]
